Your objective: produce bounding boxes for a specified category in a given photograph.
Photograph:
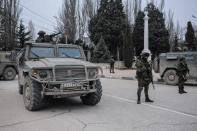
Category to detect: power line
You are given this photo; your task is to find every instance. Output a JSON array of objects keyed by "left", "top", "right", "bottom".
[
  {"left": 1, "top": 5, "right": 58, "bottom": 33},
  {"left": 19, "top": 3, "right": 57, "bottom": 25},
  {"left": 22, "top": 13, "right": 55, "bottom": 28},
  {"left": 23, "top": 20, "right": 54, "bottom": 32},
  {"left": 0, "top": 11, "right": 55, "bottom": 33}
]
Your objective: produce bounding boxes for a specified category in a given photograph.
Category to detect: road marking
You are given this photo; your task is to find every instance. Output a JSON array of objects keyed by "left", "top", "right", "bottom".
[{"left": 104, "top": 93, "right": 197, "bottom": 119}]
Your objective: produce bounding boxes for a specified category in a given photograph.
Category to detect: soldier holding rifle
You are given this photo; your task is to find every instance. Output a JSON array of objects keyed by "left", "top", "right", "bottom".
[
  {"left": 136, "top": 51, "right": 154, "bottom": 104},
  {"left": 176, "top": 56, "right": 190, "bottom": 94}
]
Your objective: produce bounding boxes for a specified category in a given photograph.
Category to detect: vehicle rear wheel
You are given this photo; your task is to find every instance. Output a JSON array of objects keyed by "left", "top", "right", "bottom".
[
  {"left": 163, "top": 69, "right": 178, "bottom": 85},
  {"left": 3, "top": 67, "right": 16, "bottom": 80},
  {"left": 23, "top": 76, "right": 43, "bottom": 111},
  {"left": 80, "top": 80, "right": 102, "bottom": 105}
]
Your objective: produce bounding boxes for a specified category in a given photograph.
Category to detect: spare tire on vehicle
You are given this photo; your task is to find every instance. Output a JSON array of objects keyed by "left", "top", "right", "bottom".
[{"left": 163, "top": 69, "right": 178, "bottom": 85}]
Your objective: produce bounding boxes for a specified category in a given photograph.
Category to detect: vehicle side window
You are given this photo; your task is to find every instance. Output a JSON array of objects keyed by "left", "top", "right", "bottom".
[
  {"left": 58, "top": 47, "right": 82, "bottom": 58},
  {"left": 185, "top": 54, "right": 193, "bottom": 60},
  {"left": 29, "top": 47, "right": 55, "bottom": 58}
]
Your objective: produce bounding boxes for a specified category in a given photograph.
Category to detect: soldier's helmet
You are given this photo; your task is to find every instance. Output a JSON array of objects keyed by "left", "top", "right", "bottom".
[
  {"left": 141, "top": 51, "right": 150, "bottom": 58},
  {"left": 177, "top": 56, "right": 185, "bottom": 61}
]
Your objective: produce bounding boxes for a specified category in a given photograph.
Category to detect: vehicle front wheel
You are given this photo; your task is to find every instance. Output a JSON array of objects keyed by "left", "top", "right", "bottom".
[
  {"left": 163, "top": 69, "right": 178, "bottom": 85},
  {"left": 23, "top": 76, "right": 43, "bottom": 111},
  {"left": 3, "top": 67, "right": 16, "bottom": 80},
  {"left": 80, "top": 80, "right": 102, "bottom": 105}
]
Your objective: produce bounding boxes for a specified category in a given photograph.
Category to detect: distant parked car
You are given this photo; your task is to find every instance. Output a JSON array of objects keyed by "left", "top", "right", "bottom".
[
  {"left": 153, "top": 52, "right": 197, "bottom": 85},
  {"left": 0, "top": 51, "right": 17, "bottom": 80}
]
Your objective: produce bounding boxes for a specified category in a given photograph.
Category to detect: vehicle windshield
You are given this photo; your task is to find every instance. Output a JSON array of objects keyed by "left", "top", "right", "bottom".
[
  {"left": 58, "top": 47, "right": 82, "bottom": 58},
  {"left": 29, "top": 47, "right": 55, "bottom": 58}
]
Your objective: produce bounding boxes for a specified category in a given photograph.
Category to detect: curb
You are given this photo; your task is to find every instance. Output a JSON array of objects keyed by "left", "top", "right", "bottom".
[
  {"left": 101, "top": 75, "right": 134, "bottom": 80},
  {"left": 101, "top": 75, "right": 163, "bottom": 84},
  {"left": 101, "top": 76, "right": 197, "bottom": 86}
]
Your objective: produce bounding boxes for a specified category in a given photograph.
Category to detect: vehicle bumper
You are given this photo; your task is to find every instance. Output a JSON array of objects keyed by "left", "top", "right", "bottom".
[
  {"left": 43, "top": 89, "right": 96, "bottom": 97},
  {"left": 30, "top": 78, "right": 98, "bottom": 97}
]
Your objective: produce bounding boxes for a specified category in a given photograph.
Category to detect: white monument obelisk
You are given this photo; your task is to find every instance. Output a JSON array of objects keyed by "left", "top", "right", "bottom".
[{"left": 142, "top": 11, "right": 151, "bottom": 54}]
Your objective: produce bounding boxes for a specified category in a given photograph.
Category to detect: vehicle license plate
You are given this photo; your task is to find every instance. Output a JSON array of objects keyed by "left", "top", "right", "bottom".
[{"left": 63, "top": 82, "right": 81, "bottom": 88}]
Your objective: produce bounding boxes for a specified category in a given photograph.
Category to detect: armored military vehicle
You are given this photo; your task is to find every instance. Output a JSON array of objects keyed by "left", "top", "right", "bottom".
[
  {"left": 0, "top": 51, "right": 17, "bottom": 80},
  {"left": 153, "top": 52, "right": 197, "bottom": 85},
  {"left": 17, "top": 43, "right": 103, "bottom": 111}
]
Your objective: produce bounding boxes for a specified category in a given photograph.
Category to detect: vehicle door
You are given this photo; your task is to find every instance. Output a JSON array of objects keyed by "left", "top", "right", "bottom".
[{"left": 185, "top": 53, "right": 195, "bottom": 79}]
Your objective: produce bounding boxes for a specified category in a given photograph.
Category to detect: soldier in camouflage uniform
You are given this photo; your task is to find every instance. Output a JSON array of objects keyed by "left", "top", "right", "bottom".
[
  {"left": 176, "top": 56, "right": 189, "bottom": 94},
  {"left": 136, "top": 52, "right": 154, "bottom": 104}
]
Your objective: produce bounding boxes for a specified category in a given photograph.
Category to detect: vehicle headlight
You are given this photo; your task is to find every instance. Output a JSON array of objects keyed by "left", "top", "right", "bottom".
[
  {"left": 87, "top": 68, "right": 98, "bottom": 79},
  {"left": 31, "top": 69, "right": 52, "bottom": 81},
  {"left": 39, "top": 70, "right": 48, "bottom": 78}
]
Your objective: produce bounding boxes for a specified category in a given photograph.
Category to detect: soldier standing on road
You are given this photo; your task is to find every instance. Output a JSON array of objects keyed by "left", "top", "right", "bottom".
[
  {"left": 110, "top": 56, "right": 115, "bottom": 73},
  {"left": 136, "top": 52, "right": 154, "bottom": 104},
  {"left": 176, "top": 56, "right": 190, "bottom": 94}
]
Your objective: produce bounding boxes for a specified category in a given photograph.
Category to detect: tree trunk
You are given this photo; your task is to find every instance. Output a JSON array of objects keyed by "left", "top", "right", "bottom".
[{"left": 117, "top": 46, "right": 120, "bottom": 61}]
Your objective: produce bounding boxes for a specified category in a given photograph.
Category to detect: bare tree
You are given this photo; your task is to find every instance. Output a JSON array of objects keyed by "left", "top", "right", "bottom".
[
  {"left": 166, "top": 9, "right": 174, "bottom": 52},
  {"left": 77, "top": 0, "right": 82, "bottom": 40},
  {"left": 95, "top": 0, "right": 100, "bottom": 14},
  {"left": 125, "top": 0, "right": 132, "bottom": 23},
  {"left": 123, "top": 0, "right": 142, "bottom": 28},
  {"left": 174, "top": 21, "right": 185, "bottom": 41},
  {"left": 159, "top": 0, "right": 165, "bottom": 12},
  {"left": 175, "top": 21, "right": 180, "bottom": 36},
  {"left": 57, "top": 0, "right": 77, "bottom": 43},
  {"left": 0, "top": 1, "right": 4, "bottom": 44},
  {"left": 83, "top": 0, "right": 94, "bottom": 35},
  {"left": 80, "top": 5, "right": 86, "bottom": 40},
  {"left": 0, "top": 0, "right": 21, "bottom": 50},
  {"left": 28, "top": 20, "right": 35, "bottom": 40},
  {"left": 76, "top": 0, "right": 96, "bottom": 40},
  {"left": 133, "top": 0, "right": 142, "bottom": 22}
]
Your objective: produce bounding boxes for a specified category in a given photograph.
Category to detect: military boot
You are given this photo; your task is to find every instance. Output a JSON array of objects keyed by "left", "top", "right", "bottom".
[
  {"left": 178, "top": 86, "right": 183, "bottom": 94},
  {"left": 145, "top": 92, "right": 154, "bottom": 102},
  {"left": 179, "top": 89, "right": 183, "bottom": 94},
  {"left": 182, "top": 90, "right": 187, "bottom": 93},
  {"left": 137, "top": 95, "right": 141, "bottom": 104},
  {"left": 145, "top": 97, "right": 154, "bottom": 102},
  {"left": 182, "top": 87, "right": 187, "bottom": 93}
]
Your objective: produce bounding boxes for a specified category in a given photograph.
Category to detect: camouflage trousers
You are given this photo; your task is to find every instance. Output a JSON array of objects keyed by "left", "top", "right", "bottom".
[
  {"left": 110, "top": 64, "right": 114, "bottom": 73},
  {"left": 137, "top": 79, "right": 151, "bottom": 99},
  {"left": 177, "top": 75, "right": 186, "bottom": 92}
]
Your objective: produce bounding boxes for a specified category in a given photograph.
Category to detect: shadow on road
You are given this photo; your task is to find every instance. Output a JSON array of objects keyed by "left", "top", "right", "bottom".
[{"left": 41, "top": 97, "right": 95, "bottom": 112}]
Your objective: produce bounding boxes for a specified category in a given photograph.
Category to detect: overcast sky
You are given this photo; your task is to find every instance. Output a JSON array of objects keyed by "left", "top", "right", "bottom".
[
  {"left": 20, "top": 0, "right": 62, "bottom": 35},
  {"left": 20, "top": 0, "right": 197, "bottom": 36},
  {"left": 155, "top": 0, "right": 197, "bottom": 28}
]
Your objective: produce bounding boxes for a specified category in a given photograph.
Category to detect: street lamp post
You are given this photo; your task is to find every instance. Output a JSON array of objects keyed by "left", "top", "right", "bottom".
[{"left": 142, "top": 11, "right": 151, "bottom": 54}]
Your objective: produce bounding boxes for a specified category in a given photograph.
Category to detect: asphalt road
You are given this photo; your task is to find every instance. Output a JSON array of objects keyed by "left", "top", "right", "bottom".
[{"left": 0, "top": 78, "right": 197, "bottom": 131}]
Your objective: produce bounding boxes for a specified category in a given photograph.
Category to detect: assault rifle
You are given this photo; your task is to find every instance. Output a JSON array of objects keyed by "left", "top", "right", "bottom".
[
  {"left": 151, "top": 78, "right": 155, "bottom": 90},
  {"left": 149, "top": 61, "right": 155, "bottom": 90}
]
